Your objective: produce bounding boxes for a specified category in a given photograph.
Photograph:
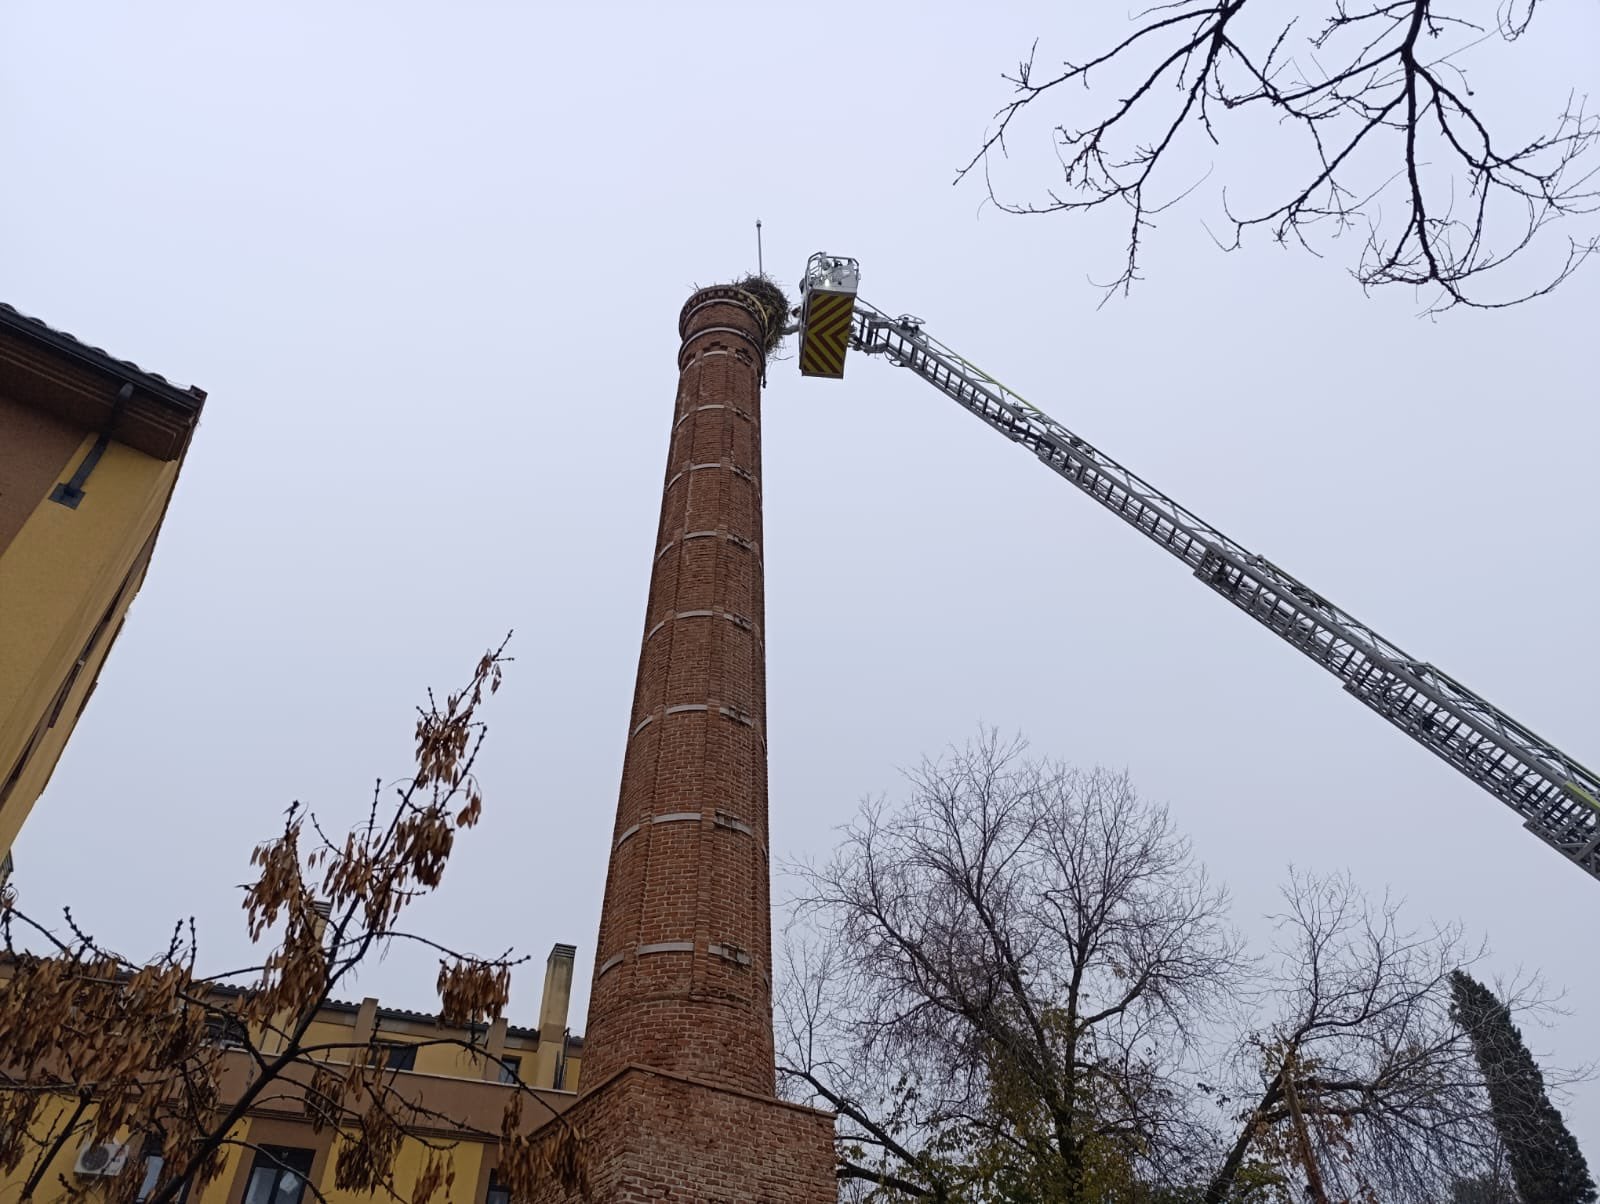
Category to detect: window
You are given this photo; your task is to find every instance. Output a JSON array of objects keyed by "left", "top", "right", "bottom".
[
  {"left": 0, "top": 732, "right": 39, "bottom": 806},
  {"left": 242, "top": 1147, "right": 313, "bottom": 1204},
  {"left": 137, "top": 1138, "right": 187, "bottom": 1204},
  {"left": 485, "top": 1173, "right": 509, "bottom": 1204},
  {"left": 373, "top": 1042, "right": 416, "bottom": 1072},
  {"left": 553, "top": 1042, "right": 570, "bottom": 1092},
  {"left": 205, "top": 1014, "right": 249, "bottom": 1049},
  {"left": 497, "top": 1055, "right": 521, "bottom": 1085}
]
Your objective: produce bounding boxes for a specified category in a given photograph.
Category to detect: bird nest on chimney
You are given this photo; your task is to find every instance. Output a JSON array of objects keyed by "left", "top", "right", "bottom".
[{"left": 732, "top": 275, "right": 792, "bottom": 356}]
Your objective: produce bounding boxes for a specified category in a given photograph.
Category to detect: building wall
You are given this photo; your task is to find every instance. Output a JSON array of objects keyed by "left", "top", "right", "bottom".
[
  {"left": 0, "top": 436, "right": 177, "bottom": 856},
  {"left": 0, "top": 1100, "right": 251, "bottom": 1204},
  {"left": 0, "top": 396, "right": 83, "bottom": 548},
  {"left": 0, "top": 309, "right": 204, "bottom": 866},
  {"left": 0, "top": 1099, "right": 502, "bottom": 1204},
  {"left": 298, "top": 1005, "right": 582, "bottom": 1090},
  {"left": 528, "top": 1067, "right": 836, "bottom": 1204},
  {"left": 0, "top": 985, "right": 582, "bottom": 1204}
]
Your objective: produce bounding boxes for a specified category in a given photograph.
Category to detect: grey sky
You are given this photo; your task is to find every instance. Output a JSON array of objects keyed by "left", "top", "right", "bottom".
[{"left": 5, "top": 0, "right": 1598, "bottom": 1149}]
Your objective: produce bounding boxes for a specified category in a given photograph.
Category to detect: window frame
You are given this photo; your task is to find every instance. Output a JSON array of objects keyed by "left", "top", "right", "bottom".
[
  {"left": 242, "top": 1145, "right": 314, "bottom": 1204},
  {"left": 205, "top": 1013, "right": 249, "bottom": 1050},
  {"left": 372, "top": 1041, "right": 417, "bottom": 1073},
  {"left": 136, "top": 1137, "right": 189, "bottom": 1204}
]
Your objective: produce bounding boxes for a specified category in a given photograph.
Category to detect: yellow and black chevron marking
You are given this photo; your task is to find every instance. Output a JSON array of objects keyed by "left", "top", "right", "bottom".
[{"left": 799, "top": 291, "right": 855, "bottom": 379}]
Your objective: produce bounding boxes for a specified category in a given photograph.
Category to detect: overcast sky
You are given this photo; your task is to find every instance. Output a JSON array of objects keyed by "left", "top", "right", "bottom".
[{"left": 5, "top": 0, "right": 1598, "bottom": 1150}]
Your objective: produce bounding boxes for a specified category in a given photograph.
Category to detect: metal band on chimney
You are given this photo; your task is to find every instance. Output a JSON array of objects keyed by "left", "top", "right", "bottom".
[
  {"left": 596, "top": 941, "right": 763, "bottom": 978},
  {"left": 612, "top": 808, "right": 765, "bottom": 854},
  {"left": 644, "top": 610, "right": 762, "bottom": 645}
]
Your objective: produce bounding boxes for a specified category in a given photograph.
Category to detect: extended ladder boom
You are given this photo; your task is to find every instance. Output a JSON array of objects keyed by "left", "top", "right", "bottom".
[{"left": 841, "top": 296, "right": 1600, "bottom": 883}]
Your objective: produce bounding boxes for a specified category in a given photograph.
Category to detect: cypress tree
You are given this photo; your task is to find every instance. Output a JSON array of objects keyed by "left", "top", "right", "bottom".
[{"left": 1449, "top": 970, "right": 1596, "bottom": 1204}]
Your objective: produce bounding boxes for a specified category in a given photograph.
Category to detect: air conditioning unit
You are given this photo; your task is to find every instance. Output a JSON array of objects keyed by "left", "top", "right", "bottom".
[{"left": 74, "top": 1141, "right": 130, "bottom": 1177}]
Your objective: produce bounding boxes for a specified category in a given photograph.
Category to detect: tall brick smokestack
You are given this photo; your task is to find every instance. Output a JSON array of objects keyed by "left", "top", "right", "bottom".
[
  {"left": 529, "top": 285, "right": 833, "bottom": 1204},
  {"left": 582, "top": 285, "right": 777, "bottom": 1095}
]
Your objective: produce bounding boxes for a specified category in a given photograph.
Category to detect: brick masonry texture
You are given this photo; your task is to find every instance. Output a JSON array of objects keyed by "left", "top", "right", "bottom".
[
  {"left": 548, "top": 287, "right": 837, "bottom": 1201},
  {"left": 529, "top": 1067, "right": 837, "bottom": 1204},
  {"left": 583, "top": 287, "right": 778, "bottom": 1096}
]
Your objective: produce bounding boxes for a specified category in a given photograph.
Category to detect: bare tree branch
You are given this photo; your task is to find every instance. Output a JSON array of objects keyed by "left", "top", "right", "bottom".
[
  {"left": 959, "top": 2, "right": 1600, "bottom": 310},
  {"left": 780, "top": 730, "right": 1243, "bottom": 1200},
  {"left": 778, "top": 733, "right": 1586, "bottom": 1201}
]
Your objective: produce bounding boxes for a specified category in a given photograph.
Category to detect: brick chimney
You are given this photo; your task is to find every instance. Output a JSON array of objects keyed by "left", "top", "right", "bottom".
[
  {"left": 530, "top": 285, "right": 834, "bottom": 1203},
  {"left": 582, "top": 285, "right": 777, "bottom": 1095}
]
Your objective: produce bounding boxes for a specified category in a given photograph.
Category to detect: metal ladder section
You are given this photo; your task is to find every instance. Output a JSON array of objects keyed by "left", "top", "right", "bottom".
[{"left": 850, "top": 300, "right": 1600, "bottom": 882}]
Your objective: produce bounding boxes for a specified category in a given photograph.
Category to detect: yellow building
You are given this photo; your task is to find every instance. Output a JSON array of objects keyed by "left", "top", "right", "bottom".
[
  {"left": 0, "top": 944, "right": 582, "bottom": 1204},
  {"left": 0, "top": 303, "right": 208, "bottom": 875}
]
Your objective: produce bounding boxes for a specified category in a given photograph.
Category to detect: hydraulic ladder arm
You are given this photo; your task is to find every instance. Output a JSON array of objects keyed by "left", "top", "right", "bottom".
[{"left": 799, "top": 255, "right": 1600, "bottom": 883}]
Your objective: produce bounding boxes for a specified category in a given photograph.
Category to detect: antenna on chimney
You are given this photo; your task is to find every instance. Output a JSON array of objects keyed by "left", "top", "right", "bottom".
[{"left": 755, "top": 219, "right": 764, "bottom": 278}]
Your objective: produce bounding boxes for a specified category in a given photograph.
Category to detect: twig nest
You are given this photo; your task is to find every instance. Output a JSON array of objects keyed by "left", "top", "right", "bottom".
[{"left": 732, "top": 275, "right": 792, "bottom": 355}]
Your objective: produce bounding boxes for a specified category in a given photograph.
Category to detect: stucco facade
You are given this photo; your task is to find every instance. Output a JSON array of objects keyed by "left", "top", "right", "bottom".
[
  {"left": 0, "top": 305, "right": 207, "bottom": 868},
  {"left": 0, "top": 945, "right": 582, "bottom": 1204}
]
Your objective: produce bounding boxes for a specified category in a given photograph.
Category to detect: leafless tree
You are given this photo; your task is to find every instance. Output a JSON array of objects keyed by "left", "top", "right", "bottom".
[
  {"left": 958, "top": 1, "right": 1600, "bottom": 310},
  {"left": 1204, "top": 872, "right": 1566, "bottom": 1204},
  {"left": 779, "top": 731, "right": 1245, "bottom": 1201},
  {"left": 777, "top": 936, "right": 959, "bottom": 1202},
  {"left": 0, "top": 641, "right": 587, "bottom": 1204},
  {"left": 779, "top": 734, "right": 1584, "bottom": 1203}
]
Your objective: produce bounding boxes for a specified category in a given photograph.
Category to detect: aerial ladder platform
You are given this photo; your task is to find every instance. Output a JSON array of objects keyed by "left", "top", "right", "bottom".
[{"left": 795, "top": 252, "right": 1600, "bottom": 884}]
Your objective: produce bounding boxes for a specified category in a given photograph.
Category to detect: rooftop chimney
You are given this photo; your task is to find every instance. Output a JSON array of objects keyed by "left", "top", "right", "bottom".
[{"left": 531, "top": 942, "right": 575, "bottom": 1088}]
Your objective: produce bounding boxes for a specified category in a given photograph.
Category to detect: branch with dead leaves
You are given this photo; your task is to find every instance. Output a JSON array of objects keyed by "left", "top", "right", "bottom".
[{"left": 0, "top": 638, "right": 589, "bottom": 1204}]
